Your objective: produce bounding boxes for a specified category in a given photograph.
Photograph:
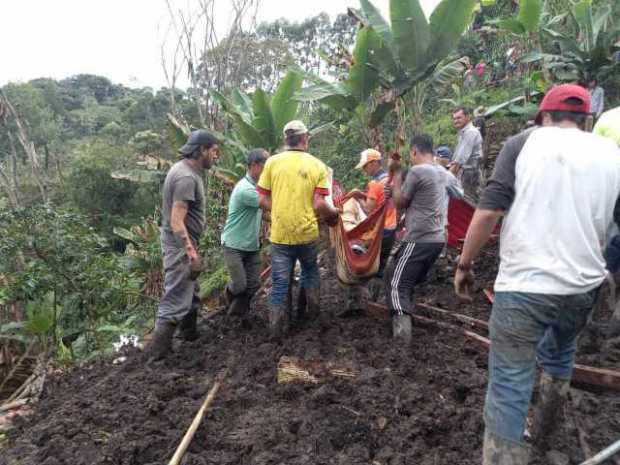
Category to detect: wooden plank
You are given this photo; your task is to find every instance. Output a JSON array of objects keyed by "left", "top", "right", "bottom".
[{"left": 418, "top": 302, "right": 490, "bottom": 332}]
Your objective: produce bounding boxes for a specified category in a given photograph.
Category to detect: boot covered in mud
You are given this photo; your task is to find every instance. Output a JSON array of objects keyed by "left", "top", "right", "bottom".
[
  {"left": 178, "top": 309, "right": 199, "bottom": 341},
  {"left": 148, "top": 320, "right": 176, "bottom": 360},
  {"left": 483, "top": 430, "right": 530, "bottom": 465},
  {"left": 227, "top": 292, "right": 249, "bottom": 318},
  {"left": 303, "top": 285, "right": 321, "bottom": 321},
  {"left": 269, "top": 304, "right": 290, "bottom": 341},
  {"left": 531, "top": 372, "right": 570, "bottom": 450},
  {"left": 392, "top": 313, "right": 412, "bottom": 344}
]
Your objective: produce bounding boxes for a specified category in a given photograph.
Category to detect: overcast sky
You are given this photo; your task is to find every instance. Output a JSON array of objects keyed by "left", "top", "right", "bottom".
[{"left": 0, "top": 0, "right": 441, "bottom": 89}]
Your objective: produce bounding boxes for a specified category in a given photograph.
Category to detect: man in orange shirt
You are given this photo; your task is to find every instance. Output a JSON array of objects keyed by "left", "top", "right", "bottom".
[{"left": 353, "top": 149, "right": 397, "bottom": 278}]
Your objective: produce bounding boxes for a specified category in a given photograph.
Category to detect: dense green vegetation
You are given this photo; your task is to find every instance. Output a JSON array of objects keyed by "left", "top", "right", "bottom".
[{"left": 0, "top": 0, "right": 618, "bottom": 363}]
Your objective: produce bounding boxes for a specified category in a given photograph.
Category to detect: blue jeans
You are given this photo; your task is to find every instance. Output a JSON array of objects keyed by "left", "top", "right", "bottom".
[
  {"left": 485, "top": 289, "right": 598, "bottom": 443},
  {"left": 270, "top": 242, "right": 320, "bottom": 307}
]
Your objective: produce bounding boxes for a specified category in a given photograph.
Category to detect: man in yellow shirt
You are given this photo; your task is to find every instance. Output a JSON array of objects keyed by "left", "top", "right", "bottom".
[{"left": 257, "top": 120, "right": 339, "bottom": 339}]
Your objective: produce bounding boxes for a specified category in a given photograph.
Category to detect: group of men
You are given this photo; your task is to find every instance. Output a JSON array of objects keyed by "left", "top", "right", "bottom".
[{"left": 148, "top": 82, "right": 620, "bottom": 465}]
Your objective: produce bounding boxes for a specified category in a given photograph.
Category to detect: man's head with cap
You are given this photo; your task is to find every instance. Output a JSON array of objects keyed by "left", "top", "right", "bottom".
[
  {"left": 283, "top": 120, "right": 309, "bottom": 151},
  {"left": 535, "top": 84, "right": 591, "bottom": 127},
  {"left": 179, "top": 129, "right": 221, "bottom": 170},
  {"left": 355, "top": 149, "right": 382, "bottom": 176}
]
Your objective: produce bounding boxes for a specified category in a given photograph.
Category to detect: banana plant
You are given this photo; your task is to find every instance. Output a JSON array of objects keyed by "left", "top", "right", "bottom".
[
  {"left": 209, "top": 69, "right": 304, "bottom": 154},
  {"left": 295, "top": 0, "right": 477, "bottom": 127},
  {"left": 541, "top": 0, "right": 620, "bottom": 81}
]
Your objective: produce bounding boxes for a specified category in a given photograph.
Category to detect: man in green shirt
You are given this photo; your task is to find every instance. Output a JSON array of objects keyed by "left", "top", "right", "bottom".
[{"left": 221, "top": 149, "right": 268, "bottom": 318}]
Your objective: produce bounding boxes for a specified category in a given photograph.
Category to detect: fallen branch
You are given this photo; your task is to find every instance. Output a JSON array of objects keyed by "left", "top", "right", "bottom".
[
  {"left": 277, "top": 356, "right": 359, "bottom": 384},
  {"left": 0, "top": 339, "right": 35, "bottom": 395},
  {"left": 418, "top": 302, "right": 489, "bottom": 333},
  {"left": 168, "top": 370, "right": 227, "bottom": 465}
]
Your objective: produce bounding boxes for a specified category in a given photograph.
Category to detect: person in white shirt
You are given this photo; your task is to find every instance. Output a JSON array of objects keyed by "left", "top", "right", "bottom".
[
  {"left": 588, "top": 78, "right": 605, "bottom": 118},
  {"left": 454, "top": 84, "right": 620, "bottom": 464},
  {"left": 450, "top": 107, "right": 484, "bottom": 200}
]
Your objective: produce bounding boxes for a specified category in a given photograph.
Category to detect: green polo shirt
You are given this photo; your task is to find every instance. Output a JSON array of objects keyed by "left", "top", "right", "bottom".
[{"left": 221, "top": 174, "right": 262, "bottom": 252}]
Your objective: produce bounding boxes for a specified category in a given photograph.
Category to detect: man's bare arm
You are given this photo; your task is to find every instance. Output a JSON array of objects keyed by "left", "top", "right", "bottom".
[
  {"left": 259, "top": 193, "right": 272, "bottom": 211},
  {"left": 170, "top": 201, "right": 199, "bottom": 263}
]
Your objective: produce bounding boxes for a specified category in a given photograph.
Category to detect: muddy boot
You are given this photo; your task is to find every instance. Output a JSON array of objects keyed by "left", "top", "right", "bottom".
[
  {"left": 228, "top": 292, "right": 249, "bottom": 317},
  {"left": 303, "top": 286, "right": 321, "bottom": 321},
  {"left": 483, "top": 430, "right": 530, "bottom": 465},
  {"left": 392, "top": 314, "right": 412, "bottom": 344},
  {"left": 269, "top": 304, "right": 289, "bottom": 341},
  {"left": 178, "top": 309, "right": 199, "bottom": 341},
  {"left": 339, "top": 284, "right": 367, "bottom": 318},
  {"left": 531, "top": 372, "right": 570, "bottom": 450},
  {"left": 149, "top": 320, "right": 176, "bottom": 360},
  {"left": 296, "top": 287, "right": 307, "bottom": 322}
]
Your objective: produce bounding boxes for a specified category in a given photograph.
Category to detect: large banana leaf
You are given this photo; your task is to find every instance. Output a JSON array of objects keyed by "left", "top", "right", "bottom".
[
  {"left": 428, "top": 0, "right": 477, "bottom": 64},
  {"left": 518, "top": 0, "right": 543, "bottom": 33},
  {"left": 390, "top": 0, "right": 430, "bottom": 72},
  {"left": 359, "top": 0, "right": 394, "bottom": 46},
  {"left": 574, "top": 0, "right": 594, "bottom": 51},
  {"left": 366, "top": 27, "right": 401, "bottom": 83},
  {"left": 211, "top": 89, "right": 266, "bottom": 148},
  {"left": 295, "top": 81, "right": 358, "bottom": 112},
  {"left": 271, "top": 69, "right": 303, "bottom": 137},
  {"left": 231, "top": 89, "right": 253, "bottom": 124},
  {"left": 251, "top": 89, "right": 276, "bottom": 150},
  {"left": 430, "top": 57, "right": 469, "bottom": 86},
  {"left": 348, "top": 27, "right": 381, "bottom": 102}
]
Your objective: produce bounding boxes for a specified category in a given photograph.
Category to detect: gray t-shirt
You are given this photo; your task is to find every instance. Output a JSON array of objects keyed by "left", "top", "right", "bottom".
[
  {"left": 401, "top": 164, "right": 452, "bottom": 243},
  {"left": 161, "top": 160, "right": 205, "bottom": 245}
]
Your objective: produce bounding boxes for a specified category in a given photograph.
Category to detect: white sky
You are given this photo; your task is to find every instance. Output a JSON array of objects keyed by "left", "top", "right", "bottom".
[{"left": 0, "top": 0, "right": 441, "bottom": 89}]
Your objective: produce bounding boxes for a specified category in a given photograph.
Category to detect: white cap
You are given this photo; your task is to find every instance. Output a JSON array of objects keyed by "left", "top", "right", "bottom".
[{"left": 283, "top": 120, "right": 308, "bottom": 136}]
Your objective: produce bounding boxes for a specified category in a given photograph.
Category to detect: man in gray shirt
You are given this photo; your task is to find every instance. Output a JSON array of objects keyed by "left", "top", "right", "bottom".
[
  {"left": 450, "top": 107, "right": 483, "bottom": 200},
  {"left": 149, "top": 129, "right": 220, "bottom": 360},
  {"left": 385, "top": 134, "right": 458, "bottom": 343}
]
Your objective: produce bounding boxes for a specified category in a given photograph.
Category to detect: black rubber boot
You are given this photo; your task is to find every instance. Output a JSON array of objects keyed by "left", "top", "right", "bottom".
[
  {"left": 178, "top": 309, "right": 199, "bottom": 341},
  {"left": 148, "top": 320, "right": 176, "bottom": 360},
  {"left": 392, "top": 314, "right": 412, "bottom": 344},
  {"left": 228, "top": 292, "right": 249, "bottom": 317}
]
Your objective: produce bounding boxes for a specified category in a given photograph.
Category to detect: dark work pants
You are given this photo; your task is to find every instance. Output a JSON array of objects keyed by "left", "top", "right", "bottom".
[
  {"left": 222, "top": 246, "right": 261, "bottom": 299},
  {"left": 385, "top": 242, "right": 443, "bottom": 316},
  {"left": 158, "top": 232, "right": 200, "bottom": 324}
]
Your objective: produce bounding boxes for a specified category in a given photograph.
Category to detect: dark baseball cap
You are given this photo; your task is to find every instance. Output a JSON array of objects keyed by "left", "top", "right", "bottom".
[
  {"left": 534, "top": 84, "right": 591, "bottom": 125},
  {"left": 435, "top": 146, "right": 453, "bottom": 160},
  {"left": 178, "top": 129, "right": 219, "bottom": 156}
]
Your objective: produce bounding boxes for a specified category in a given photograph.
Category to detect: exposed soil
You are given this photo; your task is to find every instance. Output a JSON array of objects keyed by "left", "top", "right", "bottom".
[{"left": 1, "top": 242, "right": 619, "bottom": 465}]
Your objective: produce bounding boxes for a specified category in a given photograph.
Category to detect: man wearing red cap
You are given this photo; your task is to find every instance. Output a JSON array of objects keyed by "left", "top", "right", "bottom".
[{"left": 454, "top": 84, "right": 620, "bottom": 464}]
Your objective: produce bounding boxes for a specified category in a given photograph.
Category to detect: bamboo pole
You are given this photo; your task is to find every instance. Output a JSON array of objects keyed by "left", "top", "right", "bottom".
[
  {"left": 167, "top": 370, "right": 227, "bottom": 465},
  {"left": 579, "top": 438, "right": 620, "bottom": 465}
]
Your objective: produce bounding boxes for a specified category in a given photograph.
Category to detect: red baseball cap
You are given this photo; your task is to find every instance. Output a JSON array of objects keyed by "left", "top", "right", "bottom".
[{"left": 535, "top": 84, "right": 591, "bottom": 124}]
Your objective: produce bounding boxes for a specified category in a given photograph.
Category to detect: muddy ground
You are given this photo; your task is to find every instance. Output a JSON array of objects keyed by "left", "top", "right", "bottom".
[{"left": 1, "top": 243, "right": 619, "bottom": 465}]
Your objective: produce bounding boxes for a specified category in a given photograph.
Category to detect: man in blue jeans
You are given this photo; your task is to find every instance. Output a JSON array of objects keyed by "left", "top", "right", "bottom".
[
  {"left": 257, "top": 121, "right": 339, "bottom": 339},
  {"left": 455, "top": 84, "right": 620, "bottom": 464}
]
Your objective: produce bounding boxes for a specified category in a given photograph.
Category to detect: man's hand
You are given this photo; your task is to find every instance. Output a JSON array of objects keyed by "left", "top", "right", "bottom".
[
  {"left": 188, "top": 247, "right": 204, "bottom": 280},
  {"left": 349, "top": 189, "right": 366, "bottom": 201},
  {"left": 454, "top": 263, "right": 474, "bottom": 303},
  {"left": 384, "top": 184, "right": 393, "bottom": 199}
]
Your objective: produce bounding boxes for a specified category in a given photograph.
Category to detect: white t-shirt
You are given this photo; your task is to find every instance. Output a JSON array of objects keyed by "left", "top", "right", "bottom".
[{"left": 494, "top": 127, "right": 620, "bottom": 294}]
